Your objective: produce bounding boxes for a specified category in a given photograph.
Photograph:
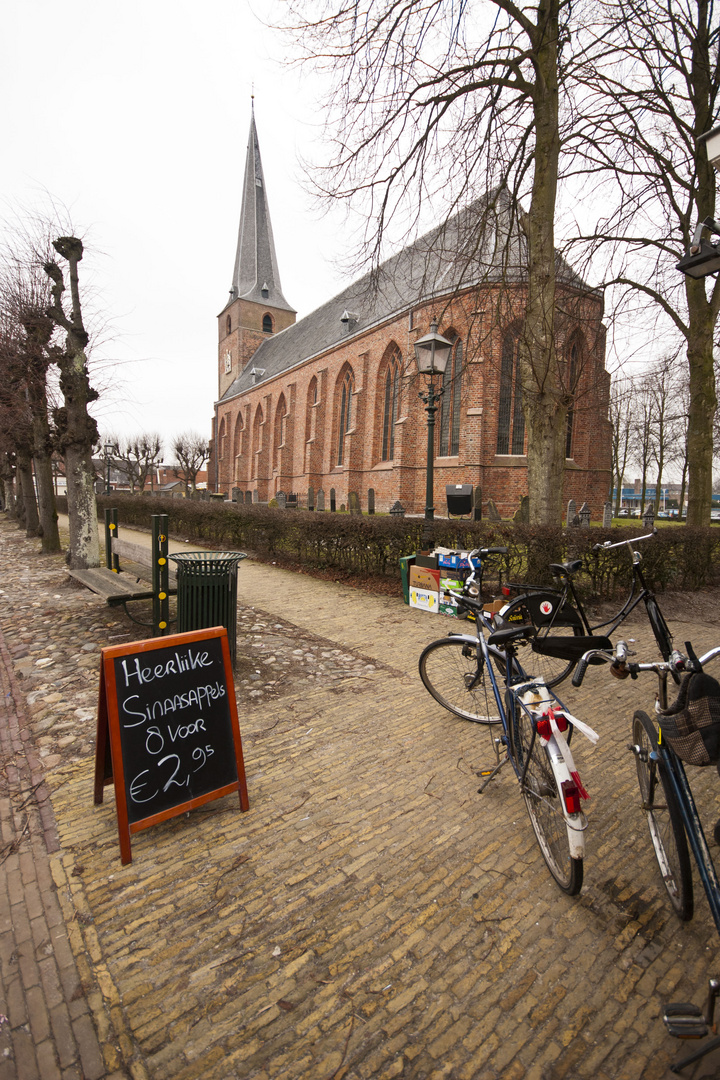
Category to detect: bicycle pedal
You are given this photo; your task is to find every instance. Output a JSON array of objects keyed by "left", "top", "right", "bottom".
[{"left": 663, "top": 1002, "right": 709, "bottom": 1039}]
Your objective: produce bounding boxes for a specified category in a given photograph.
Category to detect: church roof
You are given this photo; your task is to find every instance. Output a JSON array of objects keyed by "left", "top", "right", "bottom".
[
  {"left": 219, "top": 188, "right": 593, "bottom": 402},
  {"left": 226, "top": 110, "right": 295, "bottom": 315}
]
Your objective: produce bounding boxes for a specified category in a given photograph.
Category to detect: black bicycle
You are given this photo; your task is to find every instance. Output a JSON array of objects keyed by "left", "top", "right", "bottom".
[
  {"left": 497, "top": 530, "right": 674, "bottom": 688},
  {"left": 573, "top": 638, "right": 720, "bottom": 1072}
]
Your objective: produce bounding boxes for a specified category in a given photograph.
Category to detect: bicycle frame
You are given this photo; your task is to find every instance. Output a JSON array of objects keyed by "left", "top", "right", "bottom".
[{"left": 453, "top": 617, "right": 588, "bottom": 859}]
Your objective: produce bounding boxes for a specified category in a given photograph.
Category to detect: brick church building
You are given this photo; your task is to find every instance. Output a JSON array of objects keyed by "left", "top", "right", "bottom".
[{"left": 210, "top": 114, "right": 612, "bottom": 518}]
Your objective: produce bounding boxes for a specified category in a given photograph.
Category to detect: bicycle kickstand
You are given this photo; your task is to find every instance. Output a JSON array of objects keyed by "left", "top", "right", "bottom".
[
  {"left": 476, "top": 751, "right": 511, "bottom": 794},
  {"left": 664, "top": 978, "right": 720, "bottom": 1073}
]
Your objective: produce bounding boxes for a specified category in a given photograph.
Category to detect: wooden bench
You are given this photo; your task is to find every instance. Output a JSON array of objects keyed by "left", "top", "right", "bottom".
[{"left": 68, "top": 510, "right": 176, "bottom": 635}]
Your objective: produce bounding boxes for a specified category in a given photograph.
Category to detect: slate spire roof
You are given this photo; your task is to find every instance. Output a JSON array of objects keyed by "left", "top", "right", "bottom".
[
  {"left": 219, "top": 188, "right": 594, "bottom": 403},
  {"left": 227, "top": 107, "right": 295, "bottom": 314}
]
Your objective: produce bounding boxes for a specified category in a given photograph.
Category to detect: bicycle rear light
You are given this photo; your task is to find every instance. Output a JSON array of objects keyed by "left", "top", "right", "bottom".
[
  {"left": 561, "top": 780, "right": 581, "bottom": 815},
  {"left": 535, "top": 710, "right": 569, "bottom": 740},
  {"left": 501, "top": 585, "right": 511, "bottom": 597}
]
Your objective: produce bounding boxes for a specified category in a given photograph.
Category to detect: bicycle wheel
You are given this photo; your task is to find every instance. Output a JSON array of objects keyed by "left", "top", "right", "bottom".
[
  {"left": 418, "top": 638, "right": 501, "bottom": 724},
  {"left": 633, "top": 711, "right": 693, "bottom": 921},
  {"left": 509, "top": 698, "right": 583, "bottom": 895},
  {"left": 501, "top": 593, "right": 583, "bottom": 688}
]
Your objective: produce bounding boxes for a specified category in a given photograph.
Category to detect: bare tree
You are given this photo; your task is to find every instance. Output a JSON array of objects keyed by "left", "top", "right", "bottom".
[
  {"left": 280, "top": 0, "right": 606, "bottom": 524},
  {"left": 109, "top": 433, "right": 163, "bottom": 494},
  {"left": 44, "top": 237, "right": 100, "bottom": 568},
  {"left": 610, "top": 375, "right": 634, "bottom": 514},
  {"left": 172, "top": 432, "right": 209, "bottom": 495},
  {"left": 576, "top": 0, "right": 720, "bottom": 524}
]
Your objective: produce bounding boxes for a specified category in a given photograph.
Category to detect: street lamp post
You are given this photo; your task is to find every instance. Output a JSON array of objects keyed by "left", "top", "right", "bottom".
[
  {"left": 413, "top": 320, "right": 453, "bottom": 545},
  {"left": 103, "top": 443, "right": 118, "bottom": 496}
]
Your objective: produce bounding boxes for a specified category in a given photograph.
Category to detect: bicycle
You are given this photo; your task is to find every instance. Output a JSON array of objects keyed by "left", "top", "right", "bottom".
[
  {"left": 572, "top": 637, "right": 720, "bottom": 1072},
  {"left": 419, "top": 556, "right": 598, "bottom": 894},
  {"left": 497, "top": 529, "right": 674, "bottom": 687}
]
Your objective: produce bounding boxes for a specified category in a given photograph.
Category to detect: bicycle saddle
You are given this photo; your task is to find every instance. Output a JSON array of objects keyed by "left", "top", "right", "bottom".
[
  {"left": 549, "top": 560, "right": 582, "bottom": 578},
  {"left": 488, "top": 623, "right": 535, "bottom": 647}
]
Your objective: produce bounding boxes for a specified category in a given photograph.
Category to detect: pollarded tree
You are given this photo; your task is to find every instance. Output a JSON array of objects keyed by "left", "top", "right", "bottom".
[
  {"left": 108, "top": 433, "right": 163, "bottom": 494},
  {"left": 172, "top": 432, "right": 209, "bottom": 495},
  {"left": 44, "top": 237, "right": 100, "bottom": 568},
  {"left": 280, "top": 0, "right": 603, "bottom": 524}
]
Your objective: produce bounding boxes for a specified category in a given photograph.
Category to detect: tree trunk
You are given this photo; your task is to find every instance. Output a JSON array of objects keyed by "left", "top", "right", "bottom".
[
  {"left": 16, "top": 455, "right": 39, "bottom": 536},
  {"left": 521, "top": 0, "right": 564, "bottom": 525},
  {"left": 685, "top": 289, "right": 717, "bottom": 524}
]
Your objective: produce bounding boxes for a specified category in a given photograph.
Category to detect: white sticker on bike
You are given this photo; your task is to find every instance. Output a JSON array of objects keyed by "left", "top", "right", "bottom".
[{"left": 540, "top": 600, "right": 553, "bottom": 615}]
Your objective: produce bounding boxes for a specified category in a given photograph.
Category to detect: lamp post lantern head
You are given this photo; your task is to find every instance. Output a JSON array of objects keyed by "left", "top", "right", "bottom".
[
  {"left": 677, "top": 217, "right": 720, "bottom": 279},
  {"left": 413, "top": 319, "right": 453, "bottom": 375},
  {"left": 699, "top": 125, "right": 720, "bottom": 172}
]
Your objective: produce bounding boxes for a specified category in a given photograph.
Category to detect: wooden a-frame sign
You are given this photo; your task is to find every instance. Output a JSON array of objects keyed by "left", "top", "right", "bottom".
[{"left": 94, "top": 626, "right": 249, "bottom": 865}]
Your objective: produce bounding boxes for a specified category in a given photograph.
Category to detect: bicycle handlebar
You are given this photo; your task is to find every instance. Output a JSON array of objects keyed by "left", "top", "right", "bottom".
[
  {"left": 571, "top": 640, "right": 720, "bottom": 687},
  {"left": 592, "top": 528, "right": 657, "bottom": 554}
]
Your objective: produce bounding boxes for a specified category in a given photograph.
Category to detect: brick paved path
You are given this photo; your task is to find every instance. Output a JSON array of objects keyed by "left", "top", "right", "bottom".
[{"left": 2, "top": 516, "right": 720, "bottom": 1079}]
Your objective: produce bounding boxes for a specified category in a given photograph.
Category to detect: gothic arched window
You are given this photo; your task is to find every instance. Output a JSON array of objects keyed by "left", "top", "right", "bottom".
[
  {"left": 565, "top": 339, "right": 581, "bottom": 459},
  {"left": 381, "top": 349, "right": 401, "bottom": 461},
  {"left": 262, "top": 313, "right": 273, "bottom": 333},
  {"left": 439, "top": 336, "right": 462, "bottom": 456},
  {"left": 337, "top": 369, "right": 354, "bottom": 466},
  {"left": 496, "top": 330, "right": 525, "bottom": 455}
]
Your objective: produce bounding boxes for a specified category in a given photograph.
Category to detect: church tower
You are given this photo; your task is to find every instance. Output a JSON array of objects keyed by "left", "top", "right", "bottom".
[{"left": 218, "top": 108, "right": 296, "bottom": 399}]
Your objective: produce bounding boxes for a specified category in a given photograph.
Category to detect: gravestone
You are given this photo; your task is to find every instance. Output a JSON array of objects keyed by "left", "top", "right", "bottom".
[
  {"left": 513, "top": 496, "right": 530, "bottom": 524},
  {"left": 473, "top": 486, "right": 482, "bottom": 522},
  {"left": 368, "top": 489, "right": 375, "bottom": 515},
  {"left": 485, "top": 499, "right": 501, "bottom": 522},
  {"left": 308, "top": 486, "right": 314, "bottom": 511},
  {"left": 316, "top": 489, "right": 325, "bottom": 512},
  {"left": 566, "top": 499, "right": 577, "bottom": 527},
  {"left": 276, "top": 490, "right": 287, "bottom": 509},
  {"left": 245, "top": 491, "right": 252, "bottom": 505},
  {"left": 643, "top": 505, "right": 655, "bottom": 528},
  {"left": 330, "top": 488, "right": 336, "bottom": 513},
  {"left": 389, "top": 501, "right": 405, "bottom": 517},
  {"left": 348, "top": 491, "right": 361, "bottom": 514},
  {"left": 252, "top": 490, "right": 259, "bottom": 504},
  {"left": 603, "top": 501, "right": 613, "bottom": 528},
  {"left": 579, "top": 502, "right": 591, "bottom": 527}
]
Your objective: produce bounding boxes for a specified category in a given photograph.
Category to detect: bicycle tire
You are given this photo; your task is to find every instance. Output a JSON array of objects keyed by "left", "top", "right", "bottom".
[
  {"left": 633, "top": 710, "right": 693, "bottom": 921},
  {"left": 508, "top": 697, "right": 583, "bottom": 895},
  {"left": 418, "top": 637, "right": 501, "bottom": 725},
  {"left": 501, "top": 593, "right": 583, "bottom": 688}
]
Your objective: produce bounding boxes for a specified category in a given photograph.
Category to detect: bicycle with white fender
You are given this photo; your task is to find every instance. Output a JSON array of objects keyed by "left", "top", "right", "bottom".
[{"left": 419, "top": 553, "right": 599, "bottom": 895}]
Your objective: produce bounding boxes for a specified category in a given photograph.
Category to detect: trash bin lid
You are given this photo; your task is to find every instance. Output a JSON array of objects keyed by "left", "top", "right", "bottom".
[{"left": 168, "top": 551, "right": 248, "bottom": 570}]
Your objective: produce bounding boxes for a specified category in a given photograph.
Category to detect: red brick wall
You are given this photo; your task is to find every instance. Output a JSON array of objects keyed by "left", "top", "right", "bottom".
[{"left": 211, "top": 283, "right": 612, "bottom": 518}]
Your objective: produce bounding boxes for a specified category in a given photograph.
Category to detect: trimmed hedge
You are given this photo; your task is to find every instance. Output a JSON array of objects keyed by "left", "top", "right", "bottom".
[{"left": 55, "top": 495, "right": 720, "bottom": 600}]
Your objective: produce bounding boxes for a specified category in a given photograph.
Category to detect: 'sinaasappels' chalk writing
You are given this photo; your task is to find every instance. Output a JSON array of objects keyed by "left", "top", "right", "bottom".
[
  {"left": 121, "top": 682, "right": 226, "bottom": 727},
  {"left": 120, "top": 649, "right": 212, "bottom": 688}
]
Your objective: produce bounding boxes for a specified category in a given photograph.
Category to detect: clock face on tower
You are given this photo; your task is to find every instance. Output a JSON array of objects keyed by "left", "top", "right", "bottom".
[{"left": 224, "top": 351, "right": 232, "bottom": 374}]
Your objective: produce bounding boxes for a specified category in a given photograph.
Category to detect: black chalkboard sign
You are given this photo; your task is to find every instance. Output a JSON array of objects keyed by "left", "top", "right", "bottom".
[{"left": 94, "top": 627, "right": 249, "bottom": 864}]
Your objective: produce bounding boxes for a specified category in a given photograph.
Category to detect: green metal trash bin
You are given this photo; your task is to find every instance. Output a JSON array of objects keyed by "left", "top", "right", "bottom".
[{"left": 169, "top": 551, "right": 247, "bottom": 663}]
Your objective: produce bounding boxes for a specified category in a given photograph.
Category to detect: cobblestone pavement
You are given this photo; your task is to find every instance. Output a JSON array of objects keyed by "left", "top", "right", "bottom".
[{"left": 2, "top": 515, "right": 720, "bottom": 1079}]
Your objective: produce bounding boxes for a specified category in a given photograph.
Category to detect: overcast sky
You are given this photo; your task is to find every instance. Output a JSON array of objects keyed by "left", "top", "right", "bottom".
[{"left": 1, "top": 1, "right": 350, "bottom": 454}]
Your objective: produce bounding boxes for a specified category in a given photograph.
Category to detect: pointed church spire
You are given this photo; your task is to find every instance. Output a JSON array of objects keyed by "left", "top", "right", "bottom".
[{"left": 229, "top": 110, "right": 295, "bottom": 313}]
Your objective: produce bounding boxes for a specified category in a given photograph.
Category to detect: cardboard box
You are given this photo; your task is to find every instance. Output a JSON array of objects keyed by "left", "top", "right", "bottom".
[
  {"left": 409, "top": 565, "right": 441, "bottom": 592},
  {"left": 439, "top": 600, "right": 462, "bottom": 618},
  {"left": 415, "top": 551, "right": 438, "bottom": 569},
  {"left": 483, "top": 598, "right": 505, "bottom": 617},
  {"left": 409, "top": 588, "right": 440, "bottom": 613}
]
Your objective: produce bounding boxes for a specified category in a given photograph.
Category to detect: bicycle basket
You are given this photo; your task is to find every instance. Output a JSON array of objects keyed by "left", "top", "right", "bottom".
[{"left": 658, "top": 672, "right": 720, "bottom": 766}]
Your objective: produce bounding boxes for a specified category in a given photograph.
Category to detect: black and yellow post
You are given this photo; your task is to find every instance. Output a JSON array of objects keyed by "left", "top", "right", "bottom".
[
  {"left": 152, "top": 515, "right": 170, "bottom": 637},
  {"left": 105, "top": 508, "right": 120, "bottom": 572}
]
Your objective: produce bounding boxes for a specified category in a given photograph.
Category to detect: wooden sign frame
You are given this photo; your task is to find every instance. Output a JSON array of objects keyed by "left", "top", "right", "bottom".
[{"left": 94, "top": 627, "right": 249, "bottom": 864}]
